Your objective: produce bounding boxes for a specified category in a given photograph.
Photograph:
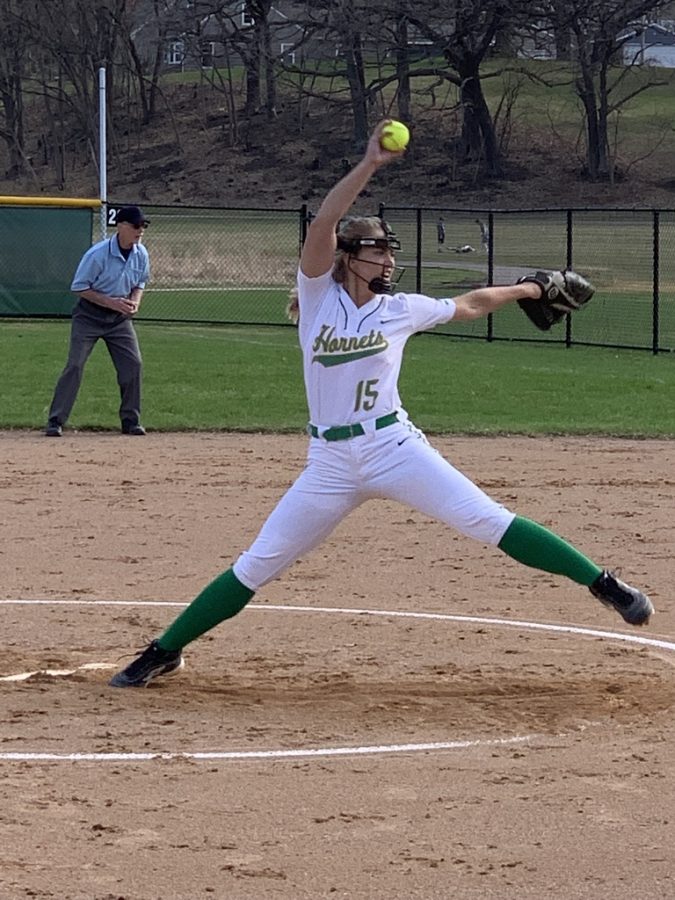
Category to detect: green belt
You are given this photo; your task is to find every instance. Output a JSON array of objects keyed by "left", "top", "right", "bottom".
[{"left": 309, "top": 411, "right": 399, "bottom": 442}]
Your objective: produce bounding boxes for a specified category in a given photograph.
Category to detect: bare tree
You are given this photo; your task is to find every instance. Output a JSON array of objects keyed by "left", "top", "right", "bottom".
[
  {"left": 227, "top": 0, "right": 278, "bottom": 118},
  {"left": 16, "top": 0, "right": 131, "bottom": 185},
  {"left": 0, "top": 0, "right": 35, "bottom": 178},
  {"left": 282, "top": 1, "right": 437, "bottom": 147},
  {"left": 550, "top": 0, "right": 572, "bottom": 60},
  {"left": 296, "top": 0, "right": 375, "bottom": 146},
  {"left": 249, "top": 0, "right": 278, "bottom": 117},
  {"left": 188, "top": 0, "right": 279, "bottom": 124},
  {"left": 542, "top": 0, "right": 671, "bottom": 181},
  {"left": 118, "top": 0, "right": 182, "bottom": 126},
  {"left": 277, "top": 0, "right": 532, "bottom": 175},
  {"left": 401, "top": 0, "right": 517, "bottom": 177},
  {"left": 392, "top": 9, "right": 413, "bottom": 124}
]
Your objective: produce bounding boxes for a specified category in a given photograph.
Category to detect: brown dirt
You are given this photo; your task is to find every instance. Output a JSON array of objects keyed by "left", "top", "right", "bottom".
[{"left": 1, "top": 431, "right": 675, "bottom": 900}]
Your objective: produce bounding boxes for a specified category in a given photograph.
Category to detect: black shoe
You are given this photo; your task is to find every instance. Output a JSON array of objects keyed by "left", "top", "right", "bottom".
[
  {"left": 121, "top": 421, "right": 146, "bottom": 435},
  {"left": 589, "top": 570, "right": 654, "bottom": 626},
  {"left": 109, "top": 640, "right": 184, "bottom": 687},
  {"left": 45, "top": 418, "right": 62, "bottom": 437}
]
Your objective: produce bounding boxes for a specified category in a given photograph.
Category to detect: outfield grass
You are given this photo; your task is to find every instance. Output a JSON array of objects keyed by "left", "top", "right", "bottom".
[
  {"left": 3, "top": 319, "right": 673, "bottom": 436},
  {"left": 139, "top": 287, "right": 290, "bottom": 324}
]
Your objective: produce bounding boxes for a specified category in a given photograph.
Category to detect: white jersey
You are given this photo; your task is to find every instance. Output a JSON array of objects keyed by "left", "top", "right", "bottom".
[
  {"left": 297, "top": 268, "right": 456, "bottom": 427},
  {"left": 233, "top": 269, "right": 513, "bottom": 592}
]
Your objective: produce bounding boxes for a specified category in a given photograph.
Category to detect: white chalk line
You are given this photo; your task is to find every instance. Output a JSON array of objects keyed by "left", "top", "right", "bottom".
[
  {"left": 1, "top": 599, "right": 673, "bottom": 764},
  {"left": 0, "top": 662, "right": 114, "bottom": 683},
  {"left": 3, "top": 598, "right": 674, "bottom": 652},
  {"left": 0, "top": 734, "right": 536, "bottom": 763}
]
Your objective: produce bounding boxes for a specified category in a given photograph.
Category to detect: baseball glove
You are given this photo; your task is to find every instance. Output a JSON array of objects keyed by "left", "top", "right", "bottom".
[{"left": 517, "top": 269, "right": 595, "bottom": 331}]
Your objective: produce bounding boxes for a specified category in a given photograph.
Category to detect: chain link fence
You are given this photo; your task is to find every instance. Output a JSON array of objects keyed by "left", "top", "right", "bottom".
[
  {"left": 2, "top": 201, "right": 674, "bottom": 352},
  {"left": 382, "top": 205, "right": 675, "bottom": 354},
  {"left": 129, "top": 204, "right": 303, "bottom": 326}
]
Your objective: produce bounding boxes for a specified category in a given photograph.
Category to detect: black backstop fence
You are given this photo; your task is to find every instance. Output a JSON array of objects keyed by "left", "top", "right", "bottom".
[{"left": 2, "top": 201, "right": 674, "bottom": 353}]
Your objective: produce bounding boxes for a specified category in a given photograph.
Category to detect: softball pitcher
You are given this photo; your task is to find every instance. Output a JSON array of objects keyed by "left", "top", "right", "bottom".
[{"left": 110, "top": 121, "right": 653, "bottom": 688}]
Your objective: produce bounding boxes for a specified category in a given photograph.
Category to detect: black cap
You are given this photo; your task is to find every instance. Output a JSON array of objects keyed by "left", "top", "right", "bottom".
[{"left": 116, "top": 205, "right": 150, "bottom": 227}]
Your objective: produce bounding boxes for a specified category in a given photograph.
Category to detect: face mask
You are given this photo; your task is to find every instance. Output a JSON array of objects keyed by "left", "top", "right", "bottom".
[
  {"left": 336, "top": 219, "right": 402, "bottom": 255},
  {"left": 338, "top": 220, "right": 403, "bottom": 294},
  {"left": 347, "top": 256, "right": 405, "bottom": 294}
]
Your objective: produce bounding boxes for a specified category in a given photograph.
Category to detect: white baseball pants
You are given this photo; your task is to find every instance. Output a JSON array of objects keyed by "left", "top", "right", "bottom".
[{"left": 233, "top": 421, "right": 515, "bottom": 592}]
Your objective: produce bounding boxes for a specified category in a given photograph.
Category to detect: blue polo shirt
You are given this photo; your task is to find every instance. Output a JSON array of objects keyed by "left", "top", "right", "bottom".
[{"left": 71, "top": 236, "right": 150, "bottom": 297}]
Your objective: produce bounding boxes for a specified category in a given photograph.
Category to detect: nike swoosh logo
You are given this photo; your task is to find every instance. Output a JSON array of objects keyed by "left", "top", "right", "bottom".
[{"left": 397, "top": 438, "right": 410, "bottom": 446}]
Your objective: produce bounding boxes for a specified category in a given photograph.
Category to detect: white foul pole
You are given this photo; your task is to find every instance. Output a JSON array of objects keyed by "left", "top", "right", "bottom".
[{"left": 98, "top": 67, "right": 107, "bottom": 240}]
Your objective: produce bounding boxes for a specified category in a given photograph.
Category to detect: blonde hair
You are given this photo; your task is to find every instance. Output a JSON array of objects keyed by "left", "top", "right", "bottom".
[
  {"left": 285, "top": 216, "right": 386, "bottom": 323},
  {"left": 286, "top": 287, "right": 299, "bottom": 324},
  {"left": 333, "top": 216, "right": 386, "bottom": 284}
]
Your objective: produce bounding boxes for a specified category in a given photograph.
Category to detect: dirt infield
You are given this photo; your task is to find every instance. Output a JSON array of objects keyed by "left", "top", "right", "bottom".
[{"left": 1, "top": 431, "right": 674, "bottom": 900}]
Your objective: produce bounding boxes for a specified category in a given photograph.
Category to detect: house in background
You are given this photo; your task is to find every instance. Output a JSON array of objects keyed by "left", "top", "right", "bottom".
[
  {"left": 134, "top": 1, "right": 462, "bottom": 73},
  {"left": 620, "top": 21, "right": 675, "bottom": 67},
  {"left": 131, "top": 1, "right": 305, "bottom": 73},
  {"left": 133, "top": 4, "right": 675, "bottom": 74},
  {"left": 516, "top": 18, "right": 675, "bottom": 67}
]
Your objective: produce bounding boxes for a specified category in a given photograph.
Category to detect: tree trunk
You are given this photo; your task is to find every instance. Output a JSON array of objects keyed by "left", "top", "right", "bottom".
[
  {"left": 345, "top": 32, "right": 369, "bottom": 147},
  {"left": 147, "top": 40, "right": 164, "bottom": 123},
  {"left": 126, "top": 33, "right": 151, "bottom": 125},
  {"left": 0, "top": 7, "right": 27, "bottom": 177},
  {"left": 552, "top": 1, "right": 572, "bottom": 61},
  {"left": 260, "top": 16, "right": 277, "bottom": 118},
  {"left": 597, "top": 65, "right": 612, "bottom": 180},
  {"left": 457, "top": 59, "right": 502, "bottom": 177},
  {"left": 576, "top": 75, "right": 601, "bottom": 180},
  {"left": 395, "top": 15, "right": 411, "bottom": 123},
  {"left": 244, "top": 48, "right": 261, "bottom": 117},
  {"left": 0, "top": 68, "right": 25, "bottom": 177}
]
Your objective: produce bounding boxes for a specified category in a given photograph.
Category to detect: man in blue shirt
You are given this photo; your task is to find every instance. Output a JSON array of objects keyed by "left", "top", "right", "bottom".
[{"left": 45, "top": 205, "right": 151, "bottom": 436}]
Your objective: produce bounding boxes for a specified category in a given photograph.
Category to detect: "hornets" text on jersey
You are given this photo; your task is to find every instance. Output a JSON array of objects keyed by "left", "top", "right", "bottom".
[{"left": 311, "top": 324, "right": 389, "bottom": 367}]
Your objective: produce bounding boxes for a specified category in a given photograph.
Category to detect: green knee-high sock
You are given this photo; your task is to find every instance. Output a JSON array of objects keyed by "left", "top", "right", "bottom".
[
  {"left": 158, "top": 568, "right": 254, "bottom": 651},
  {"left": 498, "top": 516, "right": 602, "bottom": 586}
]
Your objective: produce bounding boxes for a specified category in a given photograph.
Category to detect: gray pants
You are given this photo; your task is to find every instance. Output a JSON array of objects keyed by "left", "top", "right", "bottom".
[{"left": 48, "top": 302, "right": 142, "bottom": 427}]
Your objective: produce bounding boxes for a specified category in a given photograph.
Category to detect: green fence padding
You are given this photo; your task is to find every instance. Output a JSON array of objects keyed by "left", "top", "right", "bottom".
[{"left": 0, "top": 206, "right": 93, "bottom": 316}]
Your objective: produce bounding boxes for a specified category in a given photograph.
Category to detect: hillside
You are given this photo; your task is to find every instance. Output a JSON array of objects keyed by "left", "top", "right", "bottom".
[{"left": 2, "top": 78, "right": 675, "bottom": 212}]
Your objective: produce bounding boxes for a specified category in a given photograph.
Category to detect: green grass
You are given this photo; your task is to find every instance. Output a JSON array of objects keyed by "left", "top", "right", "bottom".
[
  {"left": 3, "top": 319, "right": 674, "bottom": 436},
  {"left": 139, "top": 287, "right": 290, "bottom": 323}
]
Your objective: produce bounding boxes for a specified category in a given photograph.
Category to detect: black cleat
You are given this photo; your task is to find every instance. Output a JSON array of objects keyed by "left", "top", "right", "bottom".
[
  {"left": 121, "top": 421, "right": 146, "bottom": 435},
  {"left": 45, "top": 418, "right": 62, "bottom": 437},
  {"left": 109, "top": 640, "right": 184, "bottom": 687},
  {"left": 589, "top": 570, "right": 654, "bottom": 626}
]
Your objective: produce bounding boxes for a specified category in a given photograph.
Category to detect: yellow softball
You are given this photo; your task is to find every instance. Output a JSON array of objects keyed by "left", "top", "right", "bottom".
[{"left": 380, "top": 121, "right": 410, "bottom": 152}]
